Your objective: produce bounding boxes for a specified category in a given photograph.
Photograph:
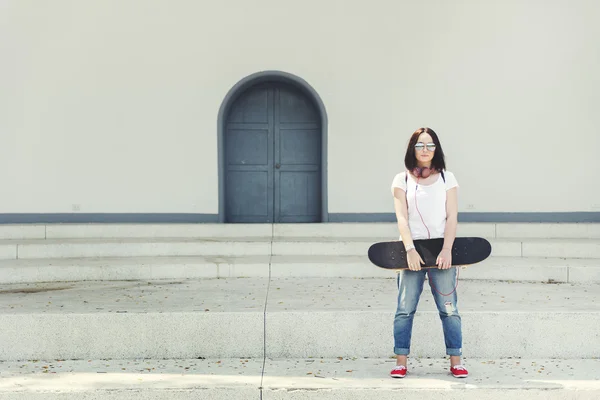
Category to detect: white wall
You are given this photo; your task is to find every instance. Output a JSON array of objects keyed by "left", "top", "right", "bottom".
[{"left": 1, "top": 0, "right": 599, "bottom": 216}]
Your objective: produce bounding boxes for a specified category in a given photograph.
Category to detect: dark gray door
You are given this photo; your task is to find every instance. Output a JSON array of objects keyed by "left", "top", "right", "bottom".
[{"left": 225, "top": 83, "right": 321, "bottom": 223}]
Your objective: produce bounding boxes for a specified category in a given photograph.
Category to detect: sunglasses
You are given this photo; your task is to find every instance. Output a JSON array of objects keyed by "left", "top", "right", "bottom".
[{"left": 414, "top": 142, "right": 436, "bottom": 151}]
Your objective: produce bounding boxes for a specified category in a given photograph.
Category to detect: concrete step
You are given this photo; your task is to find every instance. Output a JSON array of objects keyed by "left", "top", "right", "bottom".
[
  {"left": 495, "top": 222, "right": 600, "bottom": 239},
  {"left": 0, "top": 358, "right": 261, "bottom": 400},
  {"left": 1, "top": 255, "right": 599, "bottom": 284},
  {"left": 261, "top": 358, "right": 600, "bottom": 399},
  {"left": 274, "top": 222, "right": 600, "bottom": 240},
  {"left": 0, "top": 255, "right": 273, "bottom": 283},
  {"left": 271, "top": 237, "right": 600, "bottom": 258},
  {"left": 0, "top": 358, "right": 597, "bottom": 400},
  {"left": 0, "top": 278, "right": 598, "bottom": 360},
  {"left": 458, "top": 256, "right": 600, "bottom": 283},
  {"left": 0, "top": 223, "right": 272, "bottom": 240},
  {"left": 2, "top": 237, "right": 600, "bottom": 260},
  {"left": 0, "top": 279, "right": 268, "bottom": 361},
  {"left": 0, "top": 223, "right": 492, "bottom": 240},
  {"left": 264, "top": 278, "right": 600, "bottom": 359},
  {"left": 2, "top": 222, "right": 600, "bottom": 240},
  {"left": 0, "top": 358, "right": 598, "bottom": 400},
  {"left": 0, "top": 237, "right": 273, "bottom": 260}
]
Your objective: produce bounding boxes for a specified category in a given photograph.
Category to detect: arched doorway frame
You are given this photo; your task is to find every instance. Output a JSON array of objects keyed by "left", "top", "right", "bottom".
[{"left": 217, "top": 71, "right": 329, "bottom": 223}]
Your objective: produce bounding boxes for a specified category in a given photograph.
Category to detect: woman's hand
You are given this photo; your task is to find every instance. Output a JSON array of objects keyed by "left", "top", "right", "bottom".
[
  {"left": 436, "top": 248, "right": 452, "bottom": 269},
  {"left": 407, "top": 249, "right": 424, "bottom": 271}
]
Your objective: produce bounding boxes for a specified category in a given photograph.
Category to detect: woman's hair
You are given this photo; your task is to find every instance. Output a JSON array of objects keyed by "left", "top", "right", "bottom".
[{"left": 404, "top": 127, "right": 446, "bottom": 171}]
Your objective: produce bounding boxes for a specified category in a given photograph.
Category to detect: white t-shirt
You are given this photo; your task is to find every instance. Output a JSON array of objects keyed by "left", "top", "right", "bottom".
[{"left": 390, "top": 171, "right": 459, "bottom": 241}]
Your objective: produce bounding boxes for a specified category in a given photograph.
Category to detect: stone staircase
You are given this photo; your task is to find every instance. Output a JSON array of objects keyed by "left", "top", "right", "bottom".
[
  {"left": 0, "top": 223, "right": 599, "bottom": 399},
  {"left": 1, "top": 223, "right": 599, "bottom": 283}
]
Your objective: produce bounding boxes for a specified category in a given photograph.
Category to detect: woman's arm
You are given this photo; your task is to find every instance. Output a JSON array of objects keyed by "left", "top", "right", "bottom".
[
  {"left": 437, "top": 187, "right": 458, "bottom": 269},
  {"left": 393, "top": 188, "right": 413, "bottom": 246},
  {"left": 393, "top": 187, "right": 424, "bottom": 270}
]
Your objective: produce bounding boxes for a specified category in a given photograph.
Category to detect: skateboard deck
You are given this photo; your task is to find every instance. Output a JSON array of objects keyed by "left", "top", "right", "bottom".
[{"left": 368, "top": 237, "right": 492, "bottom": 270}]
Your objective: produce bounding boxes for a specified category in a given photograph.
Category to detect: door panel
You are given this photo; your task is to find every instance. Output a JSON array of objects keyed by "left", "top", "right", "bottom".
[
  {"left": 280, "top": 129, "right": 321, "bottom": 165},
  {"left": 226, "top": 171, "right": 270, "bottom": 220},
  {"left": 278, "top": 171, "right": 321, "bottom": 222},
  {"left": 225, "top": 129, "right": 269, "bottom": 165},
  {"left": 227, "top": 88, "right": 269, "bottom": 123},
  {"left": 279, "top": 88, "right": 318, "bottom": 123}
]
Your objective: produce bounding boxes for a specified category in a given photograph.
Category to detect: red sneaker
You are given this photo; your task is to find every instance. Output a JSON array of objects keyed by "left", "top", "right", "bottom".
[
  {"left": 450, "top": 364, "right": 469, "bottom": 378},
  {"left": 390, "top": 365, "right": 407, "bottom": 378}
]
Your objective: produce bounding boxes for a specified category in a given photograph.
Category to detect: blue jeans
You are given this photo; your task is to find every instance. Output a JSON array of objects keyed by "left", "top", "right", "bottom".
[{"left": 393, "top": 267, "right": 462, "bottom": 356}]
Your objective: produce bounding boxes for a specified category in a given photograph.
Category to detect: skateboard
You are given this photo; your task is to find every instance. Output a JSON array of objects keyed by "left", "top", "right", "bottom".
[{"left": 368, "top": 237, "right": 492, "bottom": 270}]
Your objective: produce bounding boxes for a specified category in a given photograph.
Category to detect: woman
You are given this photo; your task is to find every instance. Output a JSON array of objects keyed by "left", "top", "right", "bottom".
[{"left": 389, "top": 127, "right": 468, "bottom": 379}]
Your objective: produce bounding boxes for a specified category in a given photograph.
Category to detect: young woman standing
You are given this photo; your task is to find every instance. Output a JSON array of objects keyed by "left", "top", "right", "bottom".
[{"left": 389, "top": 127, "right": 468, "bottom": 379}]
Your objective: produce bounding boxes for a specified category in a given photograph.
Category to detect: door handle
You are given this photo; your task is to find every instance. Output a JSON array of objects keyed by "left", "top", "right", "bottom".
[{"left": 275, "top": 163, "right": 281, "bottom": 169}]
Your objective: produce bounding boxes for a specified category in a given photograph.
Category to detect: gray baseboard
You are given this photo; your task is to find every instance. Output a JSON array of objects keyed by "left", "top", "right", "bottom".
[
  {"left": 1, "top": 212, "right": 599, "bottom": 224},
  {"left": 329, "top": 212, "right": 600, "bottom": 223},
  {"left": 0, "top": 214, "right": 220, "bottom": 224}
]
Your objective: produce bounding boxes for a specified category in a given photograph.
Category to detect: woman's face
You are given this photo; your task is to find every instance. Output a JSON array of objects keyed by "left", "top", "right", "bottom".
[{"left": 415, "top": 132, "right": 436, "bottom": 165}]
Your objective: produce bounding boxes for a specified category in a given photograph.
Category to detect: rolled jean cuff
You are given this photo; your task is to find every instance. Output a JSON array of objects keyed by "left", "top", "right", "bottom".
[
  {"left": 446, "top": 348, "right": 462, "bottom": 356},
  {"left": 394, "top": 347, "right": 410, "bottom": 355}
]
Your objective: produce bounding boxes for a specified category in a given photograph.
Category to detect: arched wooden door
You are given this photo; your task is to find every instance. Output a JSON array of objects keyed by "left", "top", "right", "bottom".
[{"left": 224, "top": 82, "right": 322, "bottom": 223}]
